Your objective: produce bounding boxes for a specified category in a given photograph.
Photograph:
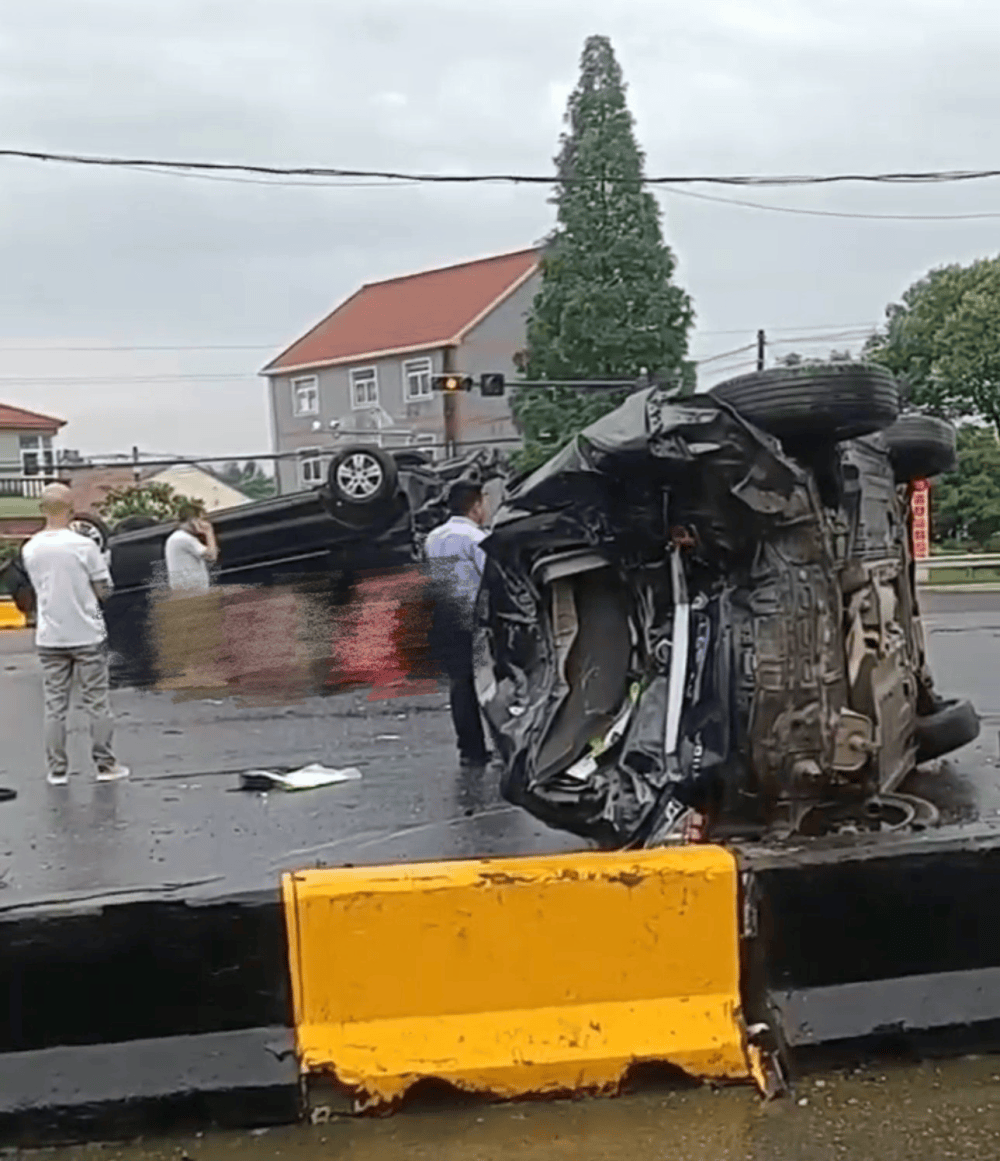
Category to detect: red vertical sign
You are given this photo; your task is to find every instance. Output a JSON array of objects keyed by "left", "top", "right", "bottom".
[{"left": 910, "top": 478, "right": 930, "bottom": 561}]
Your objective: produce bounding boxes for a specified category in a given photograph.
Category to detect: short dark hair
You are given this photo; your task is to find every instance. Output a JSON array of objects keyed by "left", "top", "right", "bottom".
[{"left": 448, "top": 480, "right": 483, "bottom": 517}]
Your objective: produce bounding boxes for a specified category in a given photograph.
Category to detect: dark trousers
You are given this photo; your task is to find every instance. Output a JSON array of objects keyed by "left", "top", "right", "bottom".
[
  {"left": 443, "top": 631, "right": 488, "bottom": 765},
  {"left": 431, "top": 601, "right": 488, "bottom": 765}
]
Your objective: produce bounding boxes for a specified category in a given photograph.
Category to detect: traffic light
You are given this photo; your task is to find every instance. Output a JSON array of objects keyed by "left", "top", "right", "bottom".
[
  {"left": 480, "top": 373, "right": 506, "bottom": 397},
  {"left": 432, "top": 374, "right": 473, "bottom": 392}
]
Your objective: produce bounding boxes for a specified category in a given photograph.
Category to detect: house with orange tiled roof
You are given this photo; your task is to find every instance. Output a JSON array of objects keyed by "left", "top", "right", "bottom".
[
  {"left": 0, "top": 404, "right": 67, "bottom": 538},
  {"left": 260, "top": 247, "right": 541, "bottom": 494}
]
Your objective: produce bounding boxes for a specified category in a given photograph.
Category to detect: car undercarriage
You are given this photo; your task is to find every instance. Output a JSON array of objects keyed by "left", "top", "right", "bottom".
[{"left": 475, "top": 367, "right": 979, "bottom": 847}]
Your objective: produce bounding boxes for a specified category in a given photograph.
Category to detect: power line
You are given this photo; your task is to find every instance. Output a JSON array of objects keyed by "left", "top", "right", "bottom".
[
  {"left": 136, "top": 161, "right": 1000, "bottom": 217},
  {"left": 0, "top": 329, "right": 878, "bottom": 381},
  {"left": 768, "top": 330, "right": 875, "bottom": 347},
  {"left": 662, "top": 185, "right": 1000, "bottom": 221},
  {"left": 0, "top": 373, "right": 257, "bottom": 383},
  {"left": 109, "top": 155, "right": 1000, "bottom": 221},
  {"left": 0, "top": 323, "right": 883, "bottom": 354},
  {"left": 7, "top": 147, "right": 1000, "bottom": 187},
  {"left": 125, "top": 164, "right": 426, "bottom": 190},
  {"left": 0, "top": 343, "right": 274, "bottom": 353},
  {"left": 695, "top": 342, "right": 759, "bottom": 365},
  {"left": 694, "top": 329, "right": 875, "bottom": 366},
  {"left": 694, "top": 321, "right": 879, "bottom": 336}
]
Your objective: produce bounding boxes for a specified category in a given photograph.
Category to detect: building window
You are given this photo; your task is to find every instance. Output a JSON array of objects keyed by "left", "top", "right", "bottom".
[
  {"left": 299, "top": 448, "right": 325, "bottom": 488},
  {"left": 292, "top": 376, "right": 319, "bottom": 417},
  {"left": 403, "top": 358, "right": 432, "bottom": 401},
  {"left": 19, "top": 434, "right": 54, "bottom": 477},
  {"left": 351, "top": 367, "right": 379, "bottom": 409}
]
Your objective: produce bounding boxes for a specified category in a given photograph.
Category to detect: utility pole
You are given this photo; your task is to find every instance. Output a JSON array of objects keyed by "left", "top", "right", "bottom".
[
  {"left": 756, "top": 330, "right": 766, "bottom": 372},
  {"left": 442, "top": 350, "right": 458, "bottom": 458}
]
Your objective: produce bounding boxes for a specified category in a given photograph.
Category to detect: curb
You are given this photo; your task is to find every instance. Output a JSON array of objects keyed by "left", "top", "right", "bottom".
[
  {"left": 0, "top": 887, "right": 297, "bottom": 1145},
  {"left": 7, "top": 829, "right": 1000, "bottom": 1143},
  {"left": 739, "top": 826, "right": 1000, "bottom": 1055}
]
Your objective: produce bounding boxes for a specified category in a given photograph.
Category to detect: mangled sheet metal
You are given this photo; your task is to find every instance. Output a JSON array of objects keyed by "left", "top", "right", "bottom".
[
  {"left": 474, "top": 385, "right": 854, "bottom": 847},
  {"left": 403, "top": 446, "right": 508, "bottom": 547}
]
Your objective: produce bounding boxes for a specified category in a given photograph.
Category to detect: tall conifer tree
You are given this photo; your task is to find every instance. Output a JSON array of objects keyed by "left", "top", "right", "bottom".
[{"left": 512, "top": 36, "right": 694, "bottom": 472}]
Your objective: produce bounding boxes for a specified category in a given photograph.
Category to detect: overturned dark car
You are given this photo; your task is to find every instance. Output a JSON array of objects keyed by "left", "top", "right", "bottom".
[
  {"left": 475, "top": 364, "right": 978, "bottom": 847},
  {"left": 4, "top": 444, "right": 504, "bottom": 688}
]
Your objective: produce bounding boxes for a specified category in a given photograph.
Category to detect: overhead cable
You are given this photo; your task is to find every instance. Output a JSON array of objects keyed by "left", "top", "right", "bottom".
[{"left": 6, "top": 147, "right": 1000, "bottom": 188}]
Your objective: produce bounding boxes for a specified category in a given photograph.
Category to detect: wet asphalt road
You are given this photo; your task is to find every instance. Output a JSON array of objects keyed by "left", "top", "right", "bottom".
[
  {"left": 36, "top": 1056, "right": 1000, "bottom": 1161},
  {"left": 2, "top": 589, "right": 999, "bottom": 903},
  {"left": 6, "top": 589, "right": 1000, "bottom": 1156},
  {"left": 0, "top": 634, "right": 582, "bottom": 906}
]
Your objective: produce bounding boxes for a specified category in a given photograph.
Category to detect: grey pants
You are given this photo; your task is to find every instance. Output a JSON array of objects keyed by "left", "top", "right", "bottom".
[{"left": 38, "top": 642, "right": 115, "bottom": 778}]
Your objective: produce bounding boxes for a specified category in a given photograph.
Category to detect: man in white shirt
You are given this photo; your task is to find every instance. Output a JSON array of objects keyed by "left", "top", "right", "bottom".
[
  {"left": 158, "top": 503, "right": 225, "bottom": 690},
  {"left": 21, "top": 483, "right": 129, "bottom": 786},
  {"left": 424, "top": 480, "right": 490, "bottom": 770},
  {"left": 165, "top": 503, "right": 218, "bottom": 593}
]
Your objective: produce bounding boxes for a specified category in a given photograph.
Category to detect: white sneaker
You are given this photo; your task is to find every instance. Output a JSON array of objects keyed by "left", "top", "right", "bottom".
[
  {"left": 96, "top": 764, "right": 130, "bottom": 783},
  {"left": 46, "top": 771, "right": 69, "bottom": 787}
]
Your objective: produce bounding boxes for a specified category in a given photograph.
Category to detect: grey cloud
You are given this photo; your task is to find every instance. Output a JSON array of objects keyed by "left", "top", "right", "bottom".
[{"left": 2, "top": 0, "right": 1000, "bottom": 458}]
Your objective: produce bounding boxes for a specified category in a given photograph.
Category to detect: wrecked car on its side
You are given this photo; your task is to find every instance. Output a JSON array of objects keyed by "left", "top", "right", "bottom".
[{"left": 474, "top": 364, "right": 978, "bottom": 846}]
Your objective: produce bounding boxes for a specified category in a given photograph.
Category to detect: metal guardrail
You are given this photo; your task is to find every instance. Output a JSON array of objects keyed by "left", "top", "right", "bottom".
[{"left": 917, "top": 554, "right": 1000, "bottom": 583}]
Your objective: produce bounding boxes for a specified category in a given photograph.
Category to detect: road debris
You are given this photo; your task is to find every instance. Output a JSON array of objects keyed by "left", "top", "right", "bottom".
[{"left": 239, "top": 763, "right": 363, "bottom": 792}]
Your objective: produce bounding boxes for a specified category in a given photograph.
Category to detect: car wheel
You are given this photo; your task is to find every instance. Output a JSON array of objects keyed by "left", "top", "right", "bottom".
[
  {"left": 711, "top": 364, "right": 900, "bottom": 443},
  {"left": 69, "top": 512, "right": 111, "bottom": 552},
  {"left": 327, "top": 445, "right": 398, "bottom": 509},
  {"left": 112, "top": 515, "right": 161, "bottom": 535},
  {"left": 881, "top": 414, "right": 957, "bottom": 482},
  {"left": 915, "top": 697, "right": 980, "bottom": 764}
]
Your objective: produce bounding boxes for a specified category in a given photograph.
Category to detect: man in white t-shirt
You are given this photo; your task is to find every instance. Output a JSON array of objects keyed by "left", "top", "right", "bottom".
[
  {"left": 21, "top": 483, "right": 129, "bottom": 786},
  {"left": 165, "top": 503, "right": 218, "bottom": 593},
  {"left": 158, "top": 503, "right": 224, "bottom": 690}
]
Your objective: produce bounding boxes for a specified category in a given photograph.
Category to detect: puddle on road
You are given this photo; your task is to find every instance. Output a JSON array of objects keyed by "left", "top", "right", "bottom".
[{"left": 32, "top": 1055, "right": 1000, "bottom": 1161}]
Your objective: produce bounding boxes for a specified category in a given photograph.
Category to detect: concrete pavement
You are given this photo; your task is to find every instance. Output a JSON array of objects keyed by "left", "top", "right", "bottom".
[{"left": 0, "top": 629, "right": 582, "bottom": 907}]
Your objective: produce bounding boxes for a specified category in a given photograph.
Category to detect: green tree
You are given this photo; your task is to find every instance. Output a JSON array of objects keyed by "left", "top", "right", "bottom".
[
  {"left": 932, "top": 424, "right": 1000, "bottom": 549},
  {"left": 218, "top": 460, "right": 277, "bottom": 501},
  {"left": 95, "top": 481, "right": 202, "bottom": 525},
  {"left": 511, "top": 35, "right": 695, "bottom": 474},
  {"left": 866, "top": 257, "right": 1000, "bottom": 436}
]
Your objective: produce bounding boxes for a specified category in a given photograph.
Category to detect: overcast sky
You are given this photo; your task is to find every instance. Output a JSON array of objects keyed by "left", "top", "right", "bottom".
[{"left": 2, "top": 0, "right": 1000, "bottom": 464}]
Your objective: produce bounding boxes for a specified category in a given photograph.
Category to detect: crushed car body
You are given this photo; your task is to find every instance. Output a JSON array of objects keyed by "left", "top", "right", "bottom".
[{"left": 475, "top": 368, "right": 979, "bottom": 847}]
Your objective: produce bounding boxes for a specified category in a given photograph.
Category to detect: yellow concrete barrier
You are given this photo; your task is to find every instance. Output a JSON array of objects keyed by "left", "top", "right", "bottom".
[
  {"left": 282, "top": 845, "right": 755, "bottom": 1110},
  {"left": 0, "top": 598, "right": 26, "bottom": 630}
]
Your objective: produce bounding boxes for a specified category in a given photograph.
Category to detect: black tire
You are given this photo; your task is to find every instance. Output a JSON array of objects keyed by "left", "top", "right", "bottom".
[
  {"left": 711, "top": 364, "right": 900, "bottom": 443},
  {"left": 327, "top": 445, "right": 398, "bottom": 508},
  {"left": 112, "top": 515, "right": 161, "bottom": 536},
  {"left": 882, "top": 414, "right": 957, "bottom": 482},
  {"left": 69, "top": 512, "right": 110, "bottom": 552},
  {"left": 915, "top": 697, "right": 980, "bottom": 764}
]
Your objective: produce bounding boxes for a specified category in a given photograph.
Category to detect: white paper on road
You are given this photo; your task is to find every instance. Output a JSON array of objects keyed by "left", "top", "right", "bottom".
[{"left": 239, "top": 762, "right": 363, "bottom": 791}]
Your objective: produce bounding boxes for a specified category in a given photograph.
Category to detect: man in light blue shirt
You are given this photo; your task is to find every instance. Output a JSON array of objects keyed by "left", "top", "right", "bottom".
[{"left": 424, "top": 480, "right": 490, "bottom": 769}]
